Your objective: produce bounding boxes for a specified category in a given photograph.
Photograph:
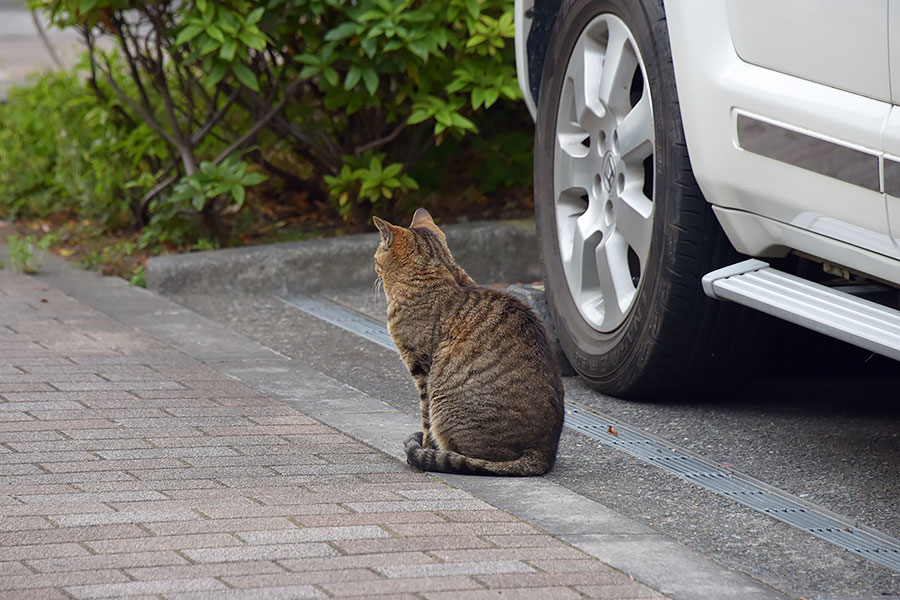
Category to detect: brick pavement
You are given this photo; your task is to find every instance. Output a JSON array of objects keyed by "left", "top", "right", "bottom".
[{"left": 0, "top": 269, "right": 668, "bottom": 598}]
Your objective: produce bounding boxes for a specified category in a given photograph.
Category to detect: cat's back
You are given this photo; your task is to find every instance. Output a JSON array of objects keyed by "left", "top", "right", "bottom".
[{"left": 439, "top": 285, "right": 562, "bottom": 385}]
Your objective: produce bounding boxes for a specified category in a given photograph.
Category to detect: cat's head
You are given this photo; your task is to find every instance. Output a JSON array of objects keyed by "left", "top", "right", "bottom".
[{"left": 372, "top": 208, "right": 453, "bottom": 286}]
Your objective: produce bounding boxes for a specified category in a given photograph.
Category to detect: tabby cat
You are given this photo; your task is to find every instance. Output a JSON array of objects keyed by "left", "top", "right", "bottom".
[{"left": 372, "top": 208, "right": 564, "bottom": 476}]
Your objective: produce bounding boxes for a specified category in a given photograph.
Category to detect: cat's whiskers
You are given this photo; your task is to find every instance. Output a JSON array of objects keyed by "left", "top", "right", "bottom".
[{"left": 372, "top": 277, "right": 385, "bottom": 302}]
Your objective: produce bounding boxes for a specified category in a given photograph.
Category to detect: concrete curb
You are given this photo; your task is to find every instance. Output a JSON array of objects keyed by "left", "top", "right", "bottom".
[
  {"left": 35, "top": 255, "right": 790, "bottom": 600},
  {"left": 146, "top": 220, "right": 542, "bottom": 297}
]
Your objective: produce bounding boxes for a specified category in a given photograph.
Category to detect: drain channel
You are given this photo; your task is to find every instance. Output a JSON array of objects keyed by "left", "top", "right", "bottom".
[{"left": 276, "top": 292, "right": 900, "bottom": 573}]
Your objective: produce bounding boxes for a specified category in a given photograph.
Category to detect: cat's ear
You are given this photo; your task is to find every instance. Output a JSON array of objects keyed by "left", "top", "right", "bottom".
[
  {"left": 409, "top": 208, "right": 446, "bottom": 240},
  {"left": 372, "top": 216, "right": 395, "bottom": 245}
]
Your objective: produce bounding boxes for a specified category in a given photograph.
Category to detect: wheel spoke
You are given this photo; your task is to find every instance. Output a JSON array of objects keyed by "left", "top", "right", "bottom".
[
  {"left": 562, "top": 210, "right": 603, "bottom": 303},
  {"left": 595, "top": 233, "right": 635, "bottom": 326},
  {"left": 554, "top": 142, "right": 595, "bottom": 195},
  {"left": 568, "top": 35, "right": 606, "bottom": 130},
  {"left": 597, "top": 21, "right": 637, "bottom": 117},
  {"left": 616, "top": 93, "right": 653, "bottom": 162},
  {"left": 614, "top": 189, "right": 653, "bottom": 262}
]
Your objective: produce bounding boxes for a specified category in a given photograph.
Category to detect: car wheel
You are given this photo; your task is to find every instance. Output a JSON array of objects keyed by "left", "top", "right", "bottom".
[{"left": 534, "top": 0, "right": 761, "bottom": 398}]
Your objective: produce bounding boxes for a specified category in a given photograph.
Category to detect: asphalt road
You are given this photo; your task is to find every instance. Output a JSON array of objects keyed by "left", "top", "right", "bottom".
[{"left": 165, "top": 288, "right": 900, "bottom": 600}]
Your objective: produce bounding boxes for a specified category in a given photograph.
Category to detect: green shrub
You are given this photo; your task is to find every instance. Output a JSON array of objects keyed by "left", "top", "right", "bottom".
[
  {"left": 0, "top": 69, "right": 135, "bottom": 231},
  {"left": 27, "top": 0, "right": 524, "bottom": 234}
]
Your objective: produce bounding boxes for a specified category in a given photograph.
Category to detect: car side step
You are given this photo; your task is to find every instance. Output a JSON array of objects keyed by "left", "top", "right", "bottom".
[{"left": 702, "top": 259, "right": 900, "bottom": 361}]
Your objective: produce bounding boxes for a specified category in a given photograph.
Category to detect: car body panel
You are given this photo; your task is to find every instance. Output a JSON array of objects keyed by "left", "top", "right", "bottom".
[
  {"left": 663, "top": 0, "right": 899, "bottom": 271},
  {"left": 726, "top": 0, "right": 890, "bottom": 103}
]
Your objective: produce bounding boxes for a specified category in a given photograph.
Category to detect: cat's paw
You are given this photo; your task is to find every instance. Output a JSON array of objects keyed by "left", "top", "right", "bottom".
[{"left": 404, "top": 431, "right": 424, "bottom": 449}]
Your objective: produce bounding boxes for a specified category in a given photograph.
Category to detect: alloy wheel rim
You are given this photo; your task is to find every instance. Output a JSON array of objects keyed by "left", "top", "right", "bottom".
[{"left": 553, "top": 14, "right": 655, "bottom": 333}]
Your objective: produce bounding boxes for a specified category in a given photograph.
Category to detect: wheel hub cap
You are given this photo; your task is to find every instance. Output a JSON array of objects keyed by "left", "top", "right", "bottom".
[{"left": 552, "top": 14, "right": 655, "bottom": 333}]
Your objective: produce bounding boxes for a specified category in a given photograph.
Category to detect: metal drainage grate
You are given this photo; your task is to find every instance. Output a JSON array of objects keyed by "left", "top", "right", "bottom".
[
  {"left": 278, "top": 292, "right": 900, "bottom": 573},
  {"left": 565, "top": 403, "right": 900, "bottom": 572},
  {"left": 275, "top": 294, "right": 397, "bottom": 351}
]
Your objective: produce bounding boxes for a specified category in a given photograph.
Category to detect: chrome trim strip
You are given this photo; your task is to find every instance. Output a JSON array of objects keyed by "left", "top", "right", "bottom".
[
  {"left": 736, "top": 114, "right": 880, "bottom": 192},
  {"left": 883, "top": 157, "right": 900, "bottom": 198}
]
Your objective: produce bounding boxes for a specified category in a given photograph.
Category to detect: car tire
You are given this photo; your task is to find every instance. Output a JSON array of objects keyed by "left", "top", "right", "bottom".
[{"left": 534, "top": 0, "right": 763, "bottom": 398}]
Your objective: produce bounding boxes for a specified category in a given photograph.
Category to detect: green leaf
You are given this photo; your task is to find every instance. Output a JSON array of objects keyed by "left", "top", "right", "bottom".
[
  {"left": 242, "top": 172, "right": 267, "bottom": 185},
  {"left": 207, "top": 60, "right": 228, "bottom": 86},
  {"left": 344, "top": 66, "right": 362, "bottom": 90},
  {"left": 175, "top": 24, "right": 204, "bottom": 46},
  {"left": 407, "top": 109, "right": 429, "bottom": 125},
  {"left": 362, "top": 68, "right": 379, "bottom": 95},
  {"left": 232, "top": 63, "right": 259, "bottom": 91},
  {"left": 232, "top": 185, "right": 246, "bottom": 207},
  {"left": 191, "top": 195, "right": 206, "bottom": 211},
  {"left": 323, "top": 67, "right": 339, "bottom": 87},
  {"left": 196, "top": 0, "right": 207, "bottom": 12},
  {"left": 246, "top": 7, "right": 264, "bottom": 25},
  {"left": 206, "top": 25, "right": 224, "bottom": 43},
  {"left": 219, "top": 38, "right": 236, "bottom": 61},
  {"left": 324, "top": 22, "right": 360, "bottom": 42}
]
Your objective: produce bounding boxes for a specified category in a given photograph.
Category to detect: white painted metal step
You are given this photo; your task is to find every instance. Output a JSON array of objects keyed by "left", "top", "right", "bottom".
[{"left": 702, "top": 259, "right": 900, "bottom": 361}]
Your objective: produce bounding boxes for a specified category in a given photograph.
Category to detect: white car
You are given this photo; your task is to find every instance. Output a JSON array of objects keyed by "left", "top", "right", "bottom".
[{"left": 515, "top": 0, "right": 900, "bottom": 397}]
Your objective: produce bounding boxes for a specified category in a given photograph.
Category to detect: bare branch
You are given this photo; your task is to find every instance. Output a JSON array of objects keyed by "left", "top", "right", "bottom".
[
  {"left": 213, "top": 78, "right": 303, "bottom": 165},
  {"left": 354, "top": 121, "right": 408, "bottom": 156}
]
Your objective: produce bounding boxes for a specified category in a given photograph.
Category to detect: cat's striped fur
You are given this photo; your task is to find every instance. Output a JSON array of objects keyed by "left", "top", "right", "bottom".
[{"left": 373, "top": 209, "right": 564, "bottom": 476}]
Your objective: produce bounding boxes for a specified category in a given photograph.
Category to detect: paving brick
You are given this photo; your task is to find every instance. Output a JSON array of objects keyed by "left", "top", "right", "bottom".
[
  {"left": 64, "top": 577, "right": 226, "bottom": 598},
  {"left": 197, "top": 503, "right": 348, "bottom": 519},
  {"left": 0, "top": 516, "right": 54, "bottom": 532},
  {"left": 7, "top": 439, "right": 152, "bottom": 453},
  {"left": 124, "top": 560, "right": 284, "bottom": 581},
  {"left": 386, "top": 522, "right": 540, "bottom": 537},
  {"left": 0, "top": 561, "right": 34, "bottom": 576},
  {"left": 438, "top": 511, "right": 519, "bottom": 523},
  {"left": 16, "top": 491, "right": 168, "bottom": 505},
  {"left": 0, "top": 524, "right": 147, "bottom": 546},
  {"left": 223, "top": 568, "right": 380, "bottom": 588},
  {"left": 531, "top": 559, "right": 622, "bottom": 573},
  {"left": 52, "top": 381, "right": 185, "bottom": 392},
  {"left": 0, "top": 543, "right": 89, "bottom": 561},
  {"left": 146, "top": 435, "right": 288, "bottom": 448},
  {"left": 3, "top": 503, "right": 112, "bottom": 518},
  {"left": 237, "top": 525, "right": 390, "bottom": 545},
  {"left": 144, "top": 516, "right": 298, "bottom": 536},
  {"left": 279, "top": 551, "right": 436, "bottom": 573},
  {"left": 0, "top": 570, "right": 130, "bottom": 591},
  {"left": 48, "top": 509, "right": 201, "bottom": 527},
  {"left": 473, "top": 572, "right": 635, "bottom": 589},
  {"left": 432, "top": 548, "right": 589, "bottom": 562},
  {"left": 332, "top": 535, "right": 493, "bottom": 555},
  {"left": 64, "top": 427, "right": 199, "bottom": 439},
  {"left": 0, "top": 419, "right": 113, "bottom": 434},
  {"left": 320, "top": 575, "right": 483, "bottom": 596},
  {"left": 182, "top": 542, "right": 338, "bottom": 563},
  {"left": 423, "top": 588, "right": 583, "bottom": 600},
  {"left": 294, "top": 511, "right": 446, "bottom": 527},
  {"left": 2, "top": 589, "right": 71, "bottom": 600},
  {"left": 0, "top": 383, "right": 55, "bottom": 392},
  {"left": 165, "top": 586, "right": 324, "bottom": 599},
  {"left": 344, "top": 499, "right": 495, "bottom": 513},
  {"left": 39, "top": 458, "right": 188, "bottom": 473},
  {"left": 199, "top": 424, "right": 337, "bottom": 436},
  {"left": 94, "top": 447, "right": 240, "bottom": 460},
  {"left": 482, "top": 535, "right": 569, "bottom": 548},
  {"left": 0, "top": 451, "right": 99, "bottom": 464},
  {"left": 84, "top": 533, "right": 240, "bottom": 554},
  {"left": 575, "top": 584, "right": 668, "bottom": 599},
  {"left": 27, "top": 551, "right": 186, "bottom": 573},
  {"left": 376, "top": 560, "right": 535, "bottom": 578}
]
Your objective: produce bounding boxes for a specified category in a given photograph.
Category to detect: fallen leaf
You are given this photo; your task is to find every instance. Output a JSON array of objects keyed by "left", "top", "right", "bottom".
[
  {"left": 58, "top": 248, "right": 75, "bottom": 257},
  {"left": 607, "top": 426, "right": 619, "bottom": 438},
  {"left": 40, "top": 298, "right": 48, "bottom": 303}
]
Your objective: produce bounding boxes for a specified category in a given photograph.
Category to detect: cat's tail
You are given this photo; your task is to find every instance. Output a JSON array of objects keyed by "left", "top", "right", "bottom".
[{"left": 403, "top": 433, "right": 551, "bottom": 476}]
